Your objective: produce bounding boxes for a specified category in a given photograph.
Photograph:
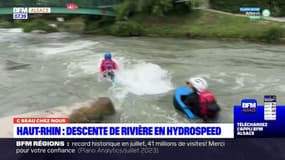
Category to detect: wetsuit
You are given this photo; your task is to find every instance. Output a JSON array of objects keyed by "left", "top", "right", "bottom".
[
  {"left": 184, "top": 91, "right": 220, "bottom": 122},
  {"left": 183, "top": 92, "right": 201, "bottom": 116},
  {"left": 99, "top": 59, "right": 119, "bottom": 75}
]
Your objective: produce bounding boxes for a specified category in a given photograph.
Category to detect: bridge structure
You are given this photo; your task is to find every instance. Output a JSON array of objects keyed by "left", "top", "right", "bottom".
[{"left": 0, "top": 0, "right": 121, "bottom": 16}]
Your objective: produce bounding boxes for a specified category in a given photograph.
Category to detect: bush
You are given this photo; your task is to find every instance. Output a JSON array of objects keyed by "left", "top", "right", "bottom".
[
  {"left": 115, "top": 0, "right": 195, "bottom": 18},
  {"left": 111, "top": 21, "right": 143, "bottom": 36},
  {"left": 114, "top": 0, "right": 136, "bottom": 20},
  {"left": 271, "top": 1, "right": 285, "bottom": 16},
  {"left": 260, "top": 26, "right": 284, "bottom": 42},
  {"left": 22, "top": 20, "right": 58, "bottom": 33},
  {"left": 0, "top": 21, "right": 18, "bottom": 28},
  {"left": 171, "top": 1, "right": 192, "bottom": 15},
  {"left": 151, "top": 0, "right": 173, "bottom": 16},
  {"left": 84, "top": 16, "right": 115, "bottom": 34}
]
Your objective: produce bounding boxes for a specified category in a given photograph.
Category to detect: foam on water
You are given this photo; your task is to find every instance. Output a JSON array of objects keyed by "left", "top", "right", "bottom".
[
  {"left": 63, "top": 55, "right": 174, "bottom": 122},
  {"left": 0, "top": 28, "right": 25, "bottom": 44},
  {"left": 66, "top": 54, "right": 106, "bottom": 77},
  {"left": 66, "top": 55, "right": 173, "bottom": 96},
  {"left": 194, "top": 74, "right": 211, "bottom": 79},
  {"left": 115, "top": 62, "right": 173, "bottom": 95},
  {"left": 279, "top": 85, "right": 285, "bottom": 92},
  {"left": 0, "top": 28, "right": 22, "bottom": 33},
  {"left": 40, "top": 40, "right": 98, "bottom": 55},
  {"left": 232, "top": 77, "right": 245, "bottom": 90}
]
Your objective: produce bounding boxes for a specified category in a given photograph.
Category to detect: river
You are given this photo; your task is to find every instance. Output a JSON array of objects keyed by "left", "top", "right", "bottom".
[{"left": 1, "top": 28, "right": 285, "bottom": 123}]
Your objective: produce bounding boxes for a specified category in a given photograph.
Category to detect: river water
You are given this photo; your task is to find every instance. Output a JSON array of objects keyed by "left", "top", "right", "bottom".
[{"left": 1, "top": 28, "right": 285, "bottom": 123}]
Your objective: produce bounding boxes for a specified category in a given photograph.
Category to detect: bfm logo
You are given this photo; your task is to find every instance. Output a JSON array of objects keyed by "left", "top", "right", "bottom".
[
  {"left": 13, "top": 8, "right": 28, "bottom": 13},
  {"left": 13, "top": 8, "right": 28, "bottom": 20},
  {"left": 241, "top": 99, "right": 257, "bottom": 113}
]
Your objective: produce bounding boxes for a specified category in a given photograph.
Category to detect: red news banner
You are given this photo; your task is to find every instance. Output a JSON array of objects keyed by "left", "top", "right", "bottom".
[{"left": 13, "top": 118, "right": 69, "bottom": 124}]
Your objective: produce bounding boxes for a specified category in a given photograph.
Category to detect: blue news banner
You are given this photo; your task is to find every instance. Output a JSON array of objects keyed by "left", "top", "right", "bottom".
[{"left": 234, "top": 98, "right": 285, "bottom": 137}]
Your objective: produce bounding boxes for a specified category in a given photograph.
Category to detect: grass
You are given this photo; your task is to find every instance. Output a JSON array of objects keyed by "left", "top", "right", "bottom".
[
  {"left": 0, "top": 21, "right": 18, "bottom": 28},
  {"left": 1, "top": 10, "right": 284, "bottom": 42},
  {"left": 128, "top": 10, "right": 285, "bottom": 42}
]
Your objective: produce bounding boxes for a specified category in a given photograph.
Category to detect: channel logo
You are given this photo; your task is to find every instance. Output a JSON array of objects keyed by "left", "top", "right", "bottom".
[
  {"left": 13, "top": 7, "right": 28, "bottom": 20},
  {"left": 241, "top": 99, "right": 257, "bottom": 113},
  {"left": 262, "top": 9, "right": 271, "bottom": 18}
]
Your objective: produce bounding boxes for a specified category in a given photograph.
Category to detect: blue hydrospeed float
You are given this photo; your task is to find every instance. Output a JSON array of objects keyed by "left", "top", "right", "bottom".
[{"left": 173, "top": 86, "right": 195, "bottom": 119}]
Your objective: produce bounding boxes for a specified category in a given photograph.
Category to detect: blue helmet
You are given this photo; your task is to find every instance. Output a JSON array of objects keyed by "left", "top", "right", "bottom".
[{"left": 104, "top": 52, "right": 112, "bottom": 59}]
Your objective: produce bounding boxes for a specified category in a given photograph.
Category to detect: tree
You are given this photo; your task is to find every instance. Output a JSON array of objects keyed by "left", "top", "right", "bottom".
[{"left": 115, "top": 0, "right": 193, "bottom": 20}]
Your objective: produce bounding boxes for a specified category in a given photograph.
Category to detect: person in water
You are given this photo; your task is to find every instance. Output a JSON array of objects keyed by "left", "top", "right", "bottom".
[
  {"left": 184, "top": 77, "right": 220, "bottom": 122},
  {"left": 99, "top": 52, "right": 119, "bottom": 78}
]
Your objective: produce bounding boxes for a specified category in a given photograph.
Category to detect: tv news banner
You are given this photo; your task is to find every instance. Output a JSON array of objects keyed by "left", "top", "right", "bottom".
[
  {"left": 14, "top": 120, "right": 231, "bottom": 155},
  {"left": 13, "top": 95, "right": 284, "bottom": 156},
  {"left": 235, "top": 96, "right": 285, "bottom": 137}
]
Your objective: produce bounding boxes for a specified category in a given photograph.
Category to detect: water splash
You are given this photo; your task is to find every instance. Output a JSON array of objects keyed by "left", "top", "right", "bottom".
[
  {"left": 115, "top": 62, "right": 173, "bottom": 95},
  {"left": 67, "top": 56, "right": 174, "bottom": 96}
]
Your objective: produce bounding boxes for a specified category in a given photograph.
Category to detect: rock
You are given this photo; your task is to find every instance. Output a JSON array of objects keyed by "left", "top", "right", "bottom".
[
  {"left": 49, "top": 24, "right": 57, "bottom": 28},
  {"left": 69, "top": 97, "right": 115, "bottom": 123},
  {"left": 57, "top": 17, "right": 65, "bottom": 22}
]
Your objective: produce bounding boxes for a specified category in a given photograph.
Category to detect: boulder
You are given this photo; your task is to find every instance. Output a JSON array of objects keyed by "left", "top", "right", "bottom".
[{"left": 69, "top": 97, "right": 115, "bottom": 123}]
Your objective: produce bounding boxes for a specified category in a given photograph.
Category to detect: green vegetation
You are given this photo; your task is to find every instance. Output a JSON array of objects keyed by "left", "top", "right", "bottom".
[
  {"left": 110, "top": 21, "right": 142, "bottom": 36},
  {"left": 84, "top": 15, "right": 115, "bottom": 34},
  {"left": 61, "top": 17, "right": 85, "bottom": 33},
  {"left": 260, "top": 25, "right": 285, "bottom": 42},
  {"left": 0, "top": 0, "right": 284, "bottom": 42},
  {"left": 209, "top": 0, "right": 285, "bottom": 17},
  {"left": 84, "top": 10, "right": 284, "bottom": 42},
  {"left": 0, "top": 16, "right": 21, "bottom": 28},
  {"left": 114, "top": 0, "right": 193, "bottom": 20},
  {"left": 0, "top": 21, "right": 17, "bottom": 28},
  {"left": 22, "top": 20, "right": 58, "bottom": 33},
  {"left": 186, "top": 11, "right": 282, "bottom": 39}
]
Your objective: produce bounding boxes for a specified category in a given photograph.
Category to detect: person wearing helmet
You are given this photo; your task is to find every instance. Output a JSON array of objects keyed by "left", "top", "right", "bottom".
[
  {"left": 184, "top": 77, "right": 220, "bottom": 122},
  {"left": 99, "top": 52, "right": 119, "bottom": 78}
]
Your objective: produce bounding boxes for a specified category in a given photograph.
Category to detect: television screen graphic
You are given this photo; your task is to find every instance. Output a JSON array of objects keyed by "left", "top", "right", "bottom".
[{"left": 0, "top": 0, "right": 285, "bottom": 160}]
